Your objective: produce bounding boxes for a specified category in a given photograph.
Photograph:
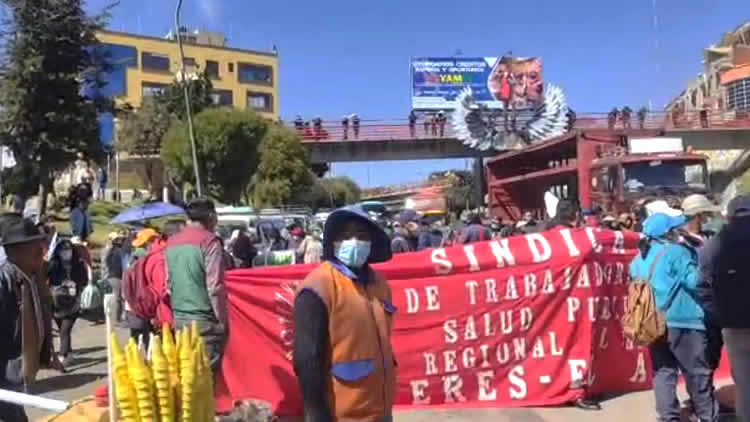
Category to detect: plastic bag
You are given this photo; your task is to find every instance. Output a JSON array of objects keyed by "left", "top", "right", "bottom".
[{"left": 79, "top": 280, "right": 103, "bottom": 311}]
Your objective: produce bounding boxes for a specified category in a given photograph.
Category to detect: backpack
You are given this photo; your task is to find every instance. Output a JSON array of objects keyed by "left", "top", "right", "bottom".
[
  {"left": 621, "top": 248, "right": 668, "bottom": 346},
  {"left": 121, "top": 248, "right": 172, "bottom": 326}
]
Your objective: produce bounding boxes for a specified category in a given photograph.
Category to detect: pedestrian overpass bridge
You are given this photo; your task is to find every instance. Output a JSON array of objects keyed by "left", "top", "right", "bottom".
[{"left": 299, "top": 110, "right": 750, "bottom": 162}]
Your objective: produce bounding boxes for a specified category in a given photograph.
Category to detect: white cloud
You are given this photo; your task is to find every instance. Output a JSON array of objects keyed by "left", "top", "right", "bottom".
[{"left": 197, "top": 0, "right": 220, "bottom": 25}]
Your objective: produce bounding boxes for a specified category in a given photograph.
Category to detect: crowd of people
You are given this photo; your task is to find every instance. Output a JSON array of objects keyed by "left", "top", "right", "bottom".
[
  {"left": 290, "top": 111, "right": 452, "bottom": 141},
  {"left": 293, "top": 114, "right": 361, "bottom": 141},
  {"left": 608, "top": 106, "right": 650, "bottom": 130},
  {"left": 4, "top": 187, "right": 750, "bottom": 421},
  {"left": 0, "top": 197, "right": 230, "bottom": 420},
  {"left": 409, "top": 110, "right": 448, "bottom": 138},
  {"left": 287, "top": 193, "right": 750, "bottom": 422}
]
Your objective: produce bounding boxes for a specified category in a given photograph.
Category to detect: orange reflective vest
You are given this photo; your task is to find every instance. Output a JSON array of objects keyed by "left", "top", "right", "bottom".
[{"left": 298, "top": 261, "right": 397, "bottom": 422}]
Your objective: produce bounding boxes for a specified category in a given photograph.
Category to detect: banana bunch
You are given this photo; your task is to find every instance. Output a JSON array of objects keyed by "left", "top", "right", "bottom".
[{"left": 110, "top": 322, "right": 215, "bottom": 422}]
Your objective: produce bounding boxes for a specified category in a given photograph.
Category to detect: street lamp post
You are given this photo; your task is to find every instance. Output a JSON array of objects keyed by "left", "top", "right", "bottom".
[{"left": 174, "top": 0, "right": 202, "bottom": 197}]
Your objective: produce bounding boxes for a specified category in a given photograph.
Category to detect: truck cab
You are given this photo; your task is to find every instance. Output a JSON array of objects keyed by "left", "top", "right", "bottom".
[
  {"left": 588, "top": 138, "right": 709, "bottom": 215},
  {"left": 485, "top": 131, "right": 709, "bottom": 221}
]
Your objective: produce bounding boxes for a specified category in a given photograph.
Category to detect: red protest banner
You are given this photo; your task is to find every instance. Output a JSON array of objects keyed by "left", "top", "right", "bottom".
[{"left": 214, "top": 228, "right": 655, "bottom": 415}]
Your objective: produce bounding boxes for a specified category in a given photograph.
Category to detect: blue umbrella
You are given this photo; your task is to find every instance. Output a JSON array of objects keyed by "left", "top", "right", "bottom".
[{"left": 111, "top": 202, "right": 185, "bottom": 224}]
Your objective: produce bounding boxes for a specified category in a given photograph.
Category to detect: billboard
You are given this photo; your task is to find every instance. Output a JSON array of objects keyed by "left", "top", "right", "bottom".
[{"left": 411, "top": 56, "right": 543, "bottom": 110}]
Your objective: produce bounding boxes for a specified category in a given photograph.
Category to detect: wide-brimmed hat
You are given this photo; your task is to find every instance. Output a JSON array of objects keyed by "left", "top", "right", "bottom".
[
  {"left": 0, "top": 213, "right": 46, "bottom": 246},
  {"left": 681, "top": 194, "right": 719, "bottom": 216},
  {"left": 645, "top": 200, "right": 683, "bottom": 217},
  {"left": 323, "top": 205, "right": 391, "bottom": 264}
]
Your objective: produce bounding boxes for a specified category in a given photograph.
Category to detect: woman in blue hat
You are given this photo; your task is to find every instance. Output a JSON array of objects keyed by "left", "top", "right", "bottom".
[{"left": 630, "top": 212, "right": 718, "bottom": 422}]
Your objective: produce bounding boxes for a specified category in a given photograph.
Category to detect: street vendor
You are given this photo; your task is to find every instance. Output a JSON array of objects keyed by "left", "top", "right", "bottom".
[{"left": 293, "top": 205, "right": 395, "bottom": 422}]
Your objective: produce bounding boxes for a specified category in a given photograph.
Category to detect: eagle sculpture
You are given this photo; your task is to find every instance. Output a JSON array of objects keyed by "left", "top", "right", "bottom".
[{"left": 450, "top": 83, "right": 570, "bottom": 151}]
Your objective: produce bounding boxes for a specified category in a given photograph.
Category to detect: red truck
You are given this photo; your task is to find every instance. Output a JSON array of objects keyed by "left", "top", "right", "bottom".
[{"left": 485, "top": 130, "right": 710, "bottom": 220}]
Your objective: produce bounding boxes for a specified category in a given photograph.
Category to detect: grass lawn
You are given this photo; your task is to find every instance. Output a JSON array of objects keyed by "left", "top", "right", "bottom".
[
  {"left": 51, "top": 201, "right": 130, "bottom": 249},
  {"left": 51, "top": 200, "right": 178, "bottom": 250}
]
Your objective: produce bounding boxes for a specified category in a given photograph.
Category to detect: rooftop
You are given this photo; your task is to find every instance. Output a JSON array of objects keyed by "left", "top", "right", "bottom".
[{"left": 97, "top": 29, "right": 279, "bottom": 58}]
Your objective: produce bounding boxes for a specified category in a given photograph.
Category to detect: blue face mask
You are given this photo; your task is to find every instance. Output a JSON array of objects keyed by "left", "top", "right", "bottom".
[{"left": 334, "top": 238, "right": 371, "bottom": 268}]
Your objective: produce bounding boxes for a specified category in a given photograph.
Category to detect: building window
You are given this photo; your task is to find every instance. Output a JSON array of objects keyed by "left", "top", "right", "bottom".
[
  {"left": 727, "top": 78, "right": 750, "bottom": 110},
  {"left": 238, "top": 63, "right": 272, "bottom": 85},
  {"left": 141, "top": 52, "right": 170, "bottom": 72},
  {"left": 211, "top": 89, "right": 233, "bottom": 106},
  {"left": 205, "top": 60, "right": 219, "bottom": 79},
  {"left": 247, "top": 91, "right": 273, "bottom": 111},
  {"left": 228, "top": 62, "right": 234, "bottom": 73},
  {"left": 142, "top": 82, "right": 168, "bottom": 97}
]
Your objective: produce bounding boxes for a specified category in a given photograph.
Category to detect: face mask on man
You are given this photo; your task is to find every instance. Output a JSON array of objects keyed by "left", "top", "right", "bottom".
[{"left": 333, "top": 238, "right": 371, "bottom": 268}]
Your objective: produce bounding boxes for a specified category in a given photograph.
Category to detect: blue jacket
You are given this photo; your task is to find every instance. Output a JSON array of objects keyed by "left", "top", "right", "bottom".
[{"left": 629, "top": 240, "right": 704, "bottom": 330}]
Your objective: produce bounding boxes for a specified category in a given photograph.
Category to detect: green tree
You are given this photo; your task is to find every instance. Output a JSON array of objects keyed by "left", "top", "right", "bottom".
[
  {"left": 253, "top": 126, "right": 313, "bottom": 207},
  {"left": 162, "top": 108, "right": 267, "bottom": 204},
  {"left": 117, "top": 98, "right": 173, "bottom": 193},
  {"left": 0, "top": 0, "right": 112, "bottom": 214},
  {"left": 441, "top": 169, "right": 482, "bottom": 215},
  {"left": 296, "top": 176, "right": 361, "bottom": 210},
  {"left": 159, "top": 70, "right": 215, "bottom": 121}
]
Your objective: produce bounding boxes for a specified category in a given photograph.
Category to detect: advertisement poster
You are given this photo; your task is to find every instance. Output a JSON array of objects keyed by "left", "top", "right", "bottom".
[{"left": 411, "top": 56, "right": 544, "bottom": 110}]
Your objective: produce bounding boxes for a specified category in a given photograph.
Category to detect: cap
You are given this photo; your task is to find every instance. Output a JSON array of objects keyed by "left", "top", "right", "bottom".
[
  {"left": 132, "top": 228, "right": 159, "bottom": 248},
  {"left": 681, "top": 194, "right": 719, "bottom": 216},
  {"left": 727, "top": 195, "right": 750, "bottom": 218},
  {"left": 643, "top": 213, "right": 688, "bottom": 238}
]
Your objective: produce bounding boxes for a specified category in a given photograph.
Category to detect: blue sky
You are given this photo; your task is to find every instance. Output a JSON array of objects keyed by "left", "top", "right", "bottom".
[{"left": 87, "top": 0, "right": 748, "bottom": 187}]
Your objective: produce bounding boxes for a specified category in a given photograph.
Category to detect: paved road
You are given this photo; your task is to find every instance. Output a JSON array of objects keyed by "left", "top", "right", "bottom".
[{"left": 26, "top": 321, "right": 734, "bottom": 422}]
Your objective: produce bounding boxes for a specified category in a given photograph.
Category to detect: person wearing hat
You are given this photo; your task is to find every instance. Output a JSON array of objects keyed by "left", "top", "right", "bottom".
[
  {"left": 123, "top": 228, "right": 163, "bottom": 350},
  {"left": 681, "top": 194, "right": 720, "bottom": 242},
  {"left": 293, "top": 205, "right": 395, "bottom": 422},
  {"left": 679, "top": 194, "right": 723, "bottom": 383},
  {"left": 0, "top": 213, "right": 58, "bottom": 420},
  {"left": 131, "top": 228, "right": 161, "bottom": 261},
  {"left": 630, "top": 212, "right": 718, "bottom": 422},
  {"left": 702, "top": 195, "right": 750, "bottom": 421}
]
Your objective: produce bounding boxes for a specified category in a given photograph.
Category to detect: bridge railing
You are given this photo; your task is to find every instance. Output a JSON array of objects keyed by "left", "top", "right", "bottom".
[
  {"left": 361, "top": 179, "right": 452, "bottom": 199},
  {"left": 294, "top": 109, "right": 750, "bottom": 143}
]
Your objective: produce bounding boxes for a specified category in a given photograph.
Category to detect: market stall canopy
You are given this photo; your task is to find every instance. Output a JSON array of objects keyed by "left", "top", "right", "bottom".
[{"left": 111, "top": 202, "right": 184, "bottom": 224}]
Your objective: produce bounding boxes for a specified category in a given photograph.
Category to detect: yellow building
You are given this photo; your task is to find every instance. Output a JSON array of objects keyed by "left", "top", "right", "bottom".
[{"left": 95, "top": 29, "right": 279, "bottom": 118}]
